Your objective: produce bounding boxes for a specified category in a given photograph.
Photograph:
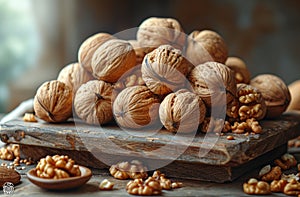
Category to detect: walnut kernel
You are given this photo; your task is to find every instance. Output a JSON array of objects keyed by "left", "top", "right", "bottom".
[
  {"left": 283, "top": 179, "right": 300, "bottom": 196},
  {"left": 99, "top": 179, "right": 114, "bottom": 190},
  {"left": 243, "top": 178, "right": 271, "bottom": 195},
  {"left": 270, "top": 179, "right": 287, "bottom": 193},
  {"left": 126, "top": 177, "right": 162, "bottom": 196},
  {"left": 109, "top": 160, "right": 148, "bottom": 180}
]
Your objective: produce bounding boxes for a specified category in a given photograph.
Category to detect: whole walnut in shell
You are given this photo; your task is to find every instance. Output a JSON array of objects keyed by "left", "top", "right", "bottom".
[
  {"left": 141, "top": 44, "right": 194, "bottom": 95},
  {"left": 78, "top": 32, "right": 115, "bottom": 73},
  {"left": 137, "top": 17, "right": 186, "bottom": 51},
  {"left": 113, "top": 86, "right": 160, "bottom": 129},
  {"left": 91, "top": 39, "right": 136, "bottom": 83},
  {"left": 185, "top": 30, "right": 228, "bottom": 66},
  {"left": 34, "top": 80, "right": 73, "bottom": 122},
  {"left": 188, "top": 61, "right": 237, "bottom": 107},
  {"left": 225, "top": 56, "right": 251, "bottom": 84},
  {"left": 250, "top": 74, "right": 291, "bottom": 119},
  {"left": 159, "top": 89, "right": 206, "bottom": 133},
  {"left": 57, "top": 62, "right": 94, "bottom": 95},
  {"left": 74, "top": 80, "right": 113, "bottom": 125},
  {"left": 287, "top": 80, "right": 300, "bottom": 111},
  {"left": 128, "top": 40, "right": 149, "bottom": 65}
]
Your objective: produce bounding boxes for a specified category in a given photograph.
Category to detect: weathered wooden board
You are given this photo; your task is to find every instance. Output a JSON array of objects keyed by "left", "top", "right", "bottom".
[{"left": 1, "top": 111, "right": 300, "bottom": 182}]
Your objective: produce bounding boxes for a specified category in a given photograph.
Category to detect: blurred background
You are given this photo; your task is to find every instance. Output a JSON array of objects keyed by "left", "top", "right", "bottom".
[{"left": 0, "top": 0, "right": 299, "bottom": 113}]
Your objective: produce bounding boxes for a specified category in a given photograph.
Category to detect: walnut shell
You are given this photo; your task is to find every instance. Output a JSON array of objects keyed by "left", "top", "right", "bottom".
[
  {"left": 141, "top": 45, "right": 194, "bottom": 95},
  {"left": 185, "top": 30, "right": 228, "bottom": 66},
  {"left": 57, "top": 62, "right": 95, "bottom": 95},
  {"left": 188, "top": 62, "right": 237, "bottom": 107},
  {"left": 113, "top": 86, "right": 160, "bottom": 129},
  {"left": 250, "top": 74, "right": 291, "bottom": 119},
  {"left": 34, "top": 80, "right": 73, "bottom": 122},
  {"left": 0, "top": 166, "right": 21, "bottom": 186},
  {"left": 159, "top": 89, "right": 206, "bottom": 133},
  {"left": 225, "top": 57, "right": 251, "bottom": 84},
  {"left": 74, "top": 80, "right": 113, "bottom": 125},
  {"left": 137, "top": 17, "right": 186, "bottom": 50},
  {"left": 78, "top": 32, "right": 115, "bottom": 73},
  {"left": 91, "top": 39, "right": 136, "bottom": 83},
  {"left": 287, "top": 80, "right": 300, "bottom": 111}
]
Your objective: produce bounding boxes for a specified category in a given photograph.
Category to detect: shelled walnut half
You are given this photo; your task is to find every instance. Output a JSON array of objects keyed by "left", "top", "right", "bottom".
[
  {"left": 109, "top": 160, "right": 148, "bottom": 180},
  {"left": 243, "top": 178, "right": 271, "bottom": 195},
  {"left": 126, "top": 177, "right": 162, "bottom": 196}
]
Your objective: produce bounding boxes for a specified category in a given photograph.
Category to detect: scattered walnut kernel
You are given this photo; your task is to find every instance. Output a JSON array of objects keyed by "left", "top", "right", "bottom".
[
  {"left": 99, "top": 179, "right": 114, "bottom": 190},
  {"left": 281, "top": 173, "right": 299, "bottom": 182},
  {"left": 109, "top": 160, "right": 148, "bottom": 180},
  {"left": 226, "top": 135, "right": 235, "bottom": 140},
  {"left": 231, "top": 118, "right": 262, "bottom": 134},
  {"left": 243, "top": 178, "right": 271, "bottom": 195},
  {"left": 152, "top": 170, "right": 172, "bottom": 190},
  {"left": 283, "top": 179, "right": 300, "bottom": 196},
  {"left": 23, "top": 113, "right": 37, "bottom": 122},
  {"left": 0, "top": 144, "right": 20, "bottom": 161},
  {"left": 261, "top": 166, "right": 282, "bottom": 182},
  {"left": 270, "top": 179, "right": 287, "bottom": 193},
  {"left": 274, "top": 153, "right": 297, "bottom": 170},
  {"left": 126, "top": 177, "right": 162, "bottom": 196}
]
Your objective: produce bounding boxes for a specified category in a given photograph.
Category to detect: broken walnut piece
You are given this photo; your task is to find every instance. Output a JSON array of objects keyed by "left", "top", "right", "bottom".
[
  {"left": 152, "top": 170, "right": 182, "bottom": 190},
  {"left": 270, "top": 179, "right": 288, "bottom": 193},
  {"left": 261, "top": 166, "right": 282, "bottom": 182},
  {"left": 283, "top": 179, "right": 300, "bottom": 196},
  {"left": 274, "top": 153, "right": 297, "bottom": 170},
  {"left": 109, "top": 160, "right": 148, "bottom": 180},
  {"left": 243, "top": 178, "right": 271, "bottom": 195},
  {"left": 231, "top": 118, "right": 262, "bottom": 134},
  {"left": 99, "top": 179, "right": 114, "bottom": 190},
  {"left": 126, "top": 177, "right": 162, "bottom": 196},
  {"left": 23, "top": 113, "right": 37, "bottom": 122}
]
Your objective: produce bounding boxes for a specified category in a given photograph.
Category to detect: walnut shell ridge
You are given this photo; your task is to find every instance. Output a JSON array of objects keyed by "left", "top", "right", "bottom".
[
  {"left": 74, "top": 80, "right": 113, "bottom": 125},
  {"left": 91, "top": 39, "right": 136, "bottom": 83},
  {"left": 113, "top": 86, "right": 160, "bottom": 129},
  {"left": 250, "top": 74, "right": 291, "bottom": 119},
  {"left": 159, "top": 89, "right": 206, "bottom": 133},
  {"left": 34, "top": 80, "right": 73, "bottom": 122}
]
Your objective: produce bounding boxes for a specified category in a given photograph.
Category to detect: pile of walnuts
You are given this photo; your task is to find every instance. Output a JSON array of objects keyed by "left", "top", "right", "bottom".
[{"left": 32, "top": 16, "right": 291, "bottom": 135}]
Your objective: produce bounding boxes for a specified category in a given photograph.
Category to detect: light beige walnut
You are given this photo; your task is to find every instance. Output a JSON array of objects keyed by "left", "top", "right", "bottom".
[
  {"left": 225, "top": 57, "right": 251, "bottom": 84},
  {"left": 34, "top": 80, "right": 73, "bottom": 123},
  {"left": 287, "top": 80, "right": 300, "bottom": 111},
  {"left": 159, "top": 89, "right": 206, "bottom": 133},
  {"left": 113, "top": 86, "right": 160, "bottom": 129},
  {"left": 78, "top": 32, "right": 115, "bottom": 73},
  {"left": 57, "top": 62, "right": 95, "bottom": 95},
  {"left": 188, "top": 61, "right": 237, "bottom": 107},
  {"left": 250, "top": 74, "right": 291, "bottom": 119},
  {"left": 74, "top": 80, "right": 113, "bottom": 125},
  {"left": 137, "top": 17, "right": 186, "bottom": 51},
  {"left": 185, "top": 30, "right": 228, "bottom": 66},
  {"left": 141, "top": 45, "right": 193, "bottom": 95},
  {"left": 91, "top": 39, "right": 136, "bottom": 83}
]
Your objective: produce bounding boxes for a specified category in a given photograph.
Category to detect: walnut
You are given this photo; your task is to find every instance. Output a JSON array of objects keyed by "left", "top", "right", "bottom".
[
  {"left": 0, "top": 147, "right": 14, "bottom": 161},
  {"left": 185, "top": 30, "right": 228, "bottom": 66},
  {"left": 200, "top": 117, "right": 229, "bottom": 133},
  {"left": 78, "top": 32, "right": 115, "bottom": 73},
  {"left": 159, "top": 89, "right": 206, "bottom": 133},
  {"left": 231, "top": 118, "right": 262, "bottom": 134},
  {"left": 188, "top": 62, "right": 236, "bottom": 107},
  {"left": 128, "top": 40, "right": 149, "bottom": 65},
  {"left": 126, "top": 177, "right": 162, "bottom": 196},
  {"left": 287, "top": 80, "right": 300, "bottom": 111},
  {"left": 91, "top": 39, "right": 137, "bottom": 83},
  {"left": 57, "top": 62, "right": 94, "bottom": 95},
  {"left": 270, "top": 179, "right": 287, "bottom": 193},
  {"left": 137, "top": 17, "right": 186, "bottom": 51},
  {"left": 74, "top": 80, "right": 113, "bottom": 125},
  {"left": 225, "top": 57, "right": 251, "bottom": 84},
  {"left": 281, "top": 173, "right": 299, "bottom": 182},
  {"left": 36, "top": 155, "right": 81, "bottom": 179},
  {"left": 0, "top": 166, "right": 21, "bottom": 186},
  {"left": 23, "top": 113, "right": 37, "bottom": 122},
  {"left": 113, "top": 86, "right": 160, "bottom": 129},
  {"left": 283, "top": 179, "right": 300, "bottom": 196},
  {"left": 33, "top": 80, "right": 73, "bottom": 123},
  {"left": 99, "top": 179, "right": 114, "bottom": 190},
  {"left": 243, "top": 178, "right": 271, "bottom": 195},
  {"left": 141, "top": 45, "right": 193, "bottom": 95},
  {"left": 261, "top": 166, "right": 282, "bottom": 182},
  {"left": 151, "top": 170, "right": 183, "bottom": 190},
  {"left": 109, "top": 160, "right": 148, "bottom": 180},
  {"left": 226, "top": 98, "right": 239, "bottom": 119},
  {"left": 274, "top": 153, "right": 297, "bottom": 170},
  {"left": 250, "top": 74, "right": 291, "bottom": 119}
]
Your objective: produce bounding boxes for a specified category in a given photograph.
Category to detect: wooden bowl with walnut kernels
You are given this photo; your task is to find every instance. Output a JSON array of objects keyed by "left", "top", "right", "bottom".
[{"left": 27, "top": 166, "right": 92, "bottom": 190}]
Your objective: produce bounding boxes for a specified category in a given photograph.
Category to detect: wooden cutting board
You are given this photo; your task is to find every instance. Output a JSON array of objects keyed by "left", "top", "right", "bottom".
[{"left": 1, "top": 111, "right": 300, "bottom": 183}]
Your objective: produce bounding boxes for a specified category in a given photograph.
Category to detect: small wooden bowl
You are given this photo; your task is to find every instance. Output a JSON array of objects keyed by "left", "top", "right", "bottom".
[{"left": 27, "top": 166, "right": 92, "bottom": 190}]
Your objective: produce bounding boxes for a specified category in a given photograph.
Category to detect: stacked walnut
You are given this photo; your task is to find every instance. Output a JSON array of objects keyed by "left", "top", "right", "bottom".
[
  {"left": 32, "top": 16, "right": 291, "bottom": 136},
  {"left": 243, "top": 153, "right": 300, "bottom": 196}
]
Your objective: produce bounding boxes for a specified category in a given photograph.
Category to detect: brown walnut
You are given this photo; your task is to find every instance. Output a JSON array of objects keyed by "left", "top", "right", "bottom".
[
  {"left": 113, "top": 86, "right": 160, "bottom": 129},
  {"left": 91, "top": 39, "right": 136, "bottom": 83},
  {"left": 250, "top": 74, "right": 291, "bottom": 119},
  {"left": 141, "top": 44, "right": 193, "bottom": 95},
  {"left": 0, "top": 166, "right": 21, "bottom": 186},
  {"left": 185, "top": 30, "right": 228, "bottom": 66},
  {"left": 225, "top": 56, "right": 251, "bottom": 84},
  {"left": 78, "top": 32, "right": 115, "bottom": 73},
  {"left": 287, "top": 80, "right": 300, "bottom": 111},
  {"left": 159, "top": 89, "right": 206, "bottom": 133},
  {"left": 34, "top": 80, "right": 73, "bottom": 123},
  {"left": 74, "top": 80, "right": 113, "bottom": 125}
]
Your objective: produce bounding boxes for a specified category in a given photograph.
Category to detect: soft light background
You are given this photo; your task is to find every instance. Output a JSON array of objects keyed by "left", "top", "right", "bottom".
[{"left": 0, "top": 0, "right": 299, "bottom": 113}]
